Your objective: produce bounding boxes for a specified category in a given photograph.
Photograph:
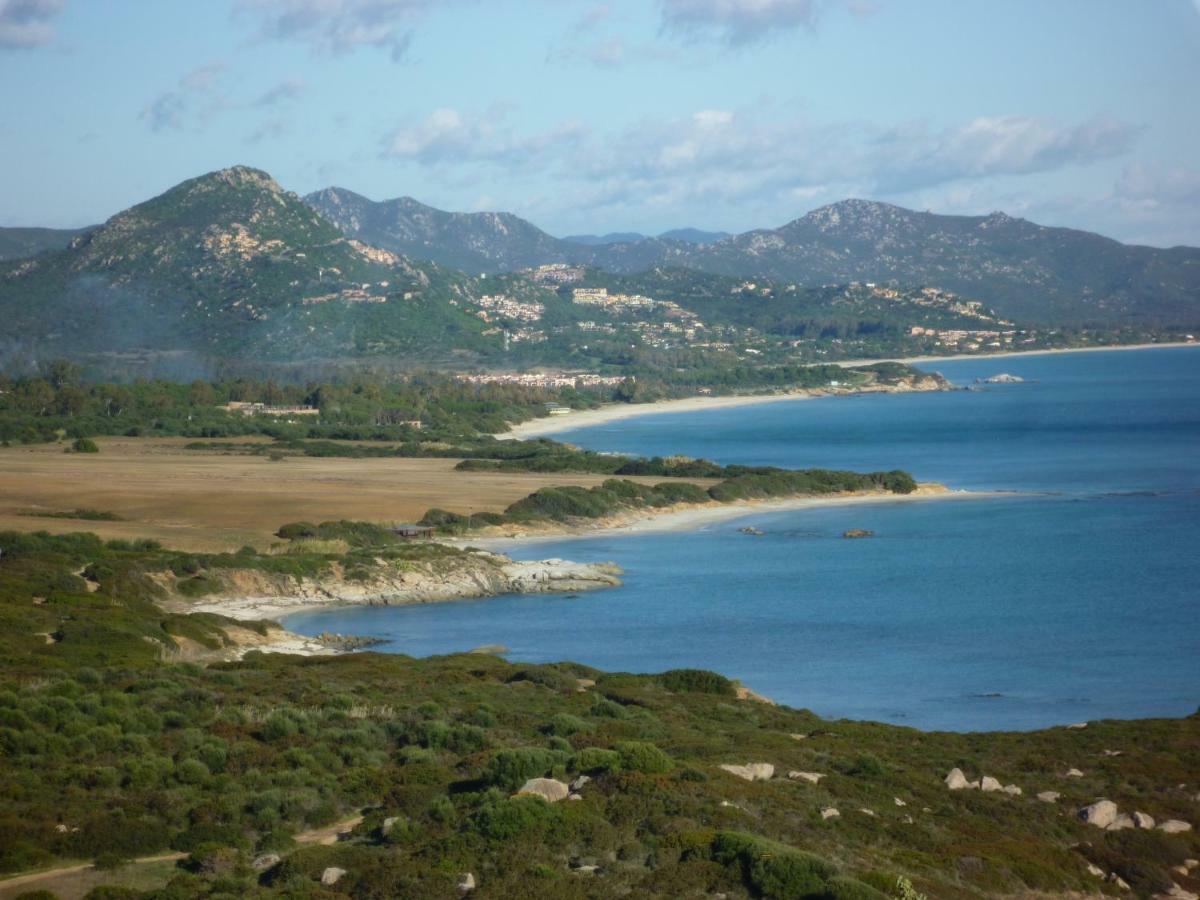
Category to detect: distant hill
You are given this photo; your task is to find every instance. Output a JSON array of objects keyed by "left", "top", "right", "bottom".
[
  {"left": 0, "top": 226, "right": 92, "bottom": 261},
  {"left": 308, "top": 191, "right": 1200, "bottom": 327},
  {"left": 0, "top": 168, "right": 490, "bottom": 364},
  {"left": 561, "top": 232, "right": 648, "bottom": 246},
  {"left": 681, "top": 200, "right": 1200, "bottom": 327},
  {"left": 658, "top": 228, "right": 731, "bottom": 244}
]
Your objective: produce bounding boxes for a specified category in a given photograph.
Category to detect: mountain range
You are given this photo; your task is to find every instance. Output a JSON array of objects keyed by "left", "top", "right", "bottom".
[
  {"left": 305, "top": 189, "right": 1200, "bottom": 328},
  {"left": 0, "top": 226, "right": 91, "bottom": 262}
]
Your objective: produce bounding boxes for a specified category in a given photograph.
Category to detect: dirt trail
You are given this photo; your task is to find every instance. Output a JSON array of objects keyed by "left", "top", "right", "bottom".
[{"left": 0, "top": 814, "right": 365, "bottom": 899}]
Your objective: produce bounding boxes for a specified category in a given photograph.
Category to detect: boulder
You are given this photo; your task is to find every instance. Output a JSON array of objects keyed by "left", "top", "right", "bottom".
[
  {"left": 945, "top": 767, "right": 974, "bottom": 790},
  {"left": 1078, "top": 799, "right": 1119, "bottom": 829},
  {"left": 1065, "top": 768, "right": 1085, "bottom": 778},
  {"left": 251, "top": 854, "right": 281, "bottom": 872},
  {"left": 1067, "top": 722, "right": 1088, "bottom": 729},
  {"left": 457, "top": 872, "right": 476, "bottom": 895},
  {"left": 980, "top": 776, "right": 1003, "bottom": 792},
  {"left": 821, "top": 807, "right": 840, "bottom": 820},
  {"left": 894, "top": 797, "right": 907, "bottom": 807},
  {"left": 517, "top": 778, "right": 570, "bottom": 803},
  {"left": 570, "top": 775, "right": 591, "bottom": 791},
  {"left": 1111, "top": 875, "right": 1131, "bottom": 890},
  {"left": 567, "top": 793, "right": 583, "bottom": 801},
  {"left": 1086, "top": 863, "right": 1105, "bottom": 878},
  {"left": 1162, "top": 886, "right": 1199, "bottom": 900},
  {"left": 720, "top": 762, "right": 774, "bottom": 782},
  {"left": 381, "top": 816, "right": 400, "bottom": 835},
  {"left": 842, "top": 529, "right": 874, "bottom": 539},
  {"left": 1160, "top": 820, "right": 1193, "bottom": 834},
  {"left": 787, "top": 771, "right": 825, "bottom": 784},
  {"left": 321, "top": 867, "right": 348, "bottom": 886},
  {"left": 1107, "top": 814, "right": 1135, "bottom": 831},
  {"left": 859, "top": 808, "right": 876, "bottom": 817},
  {"left": 1037, "top": 791, "right": 1061, "bottom": 803},
  {"left": 1002, "top": 784, "right": 1023, "bottom": 796},
  {"left": 1132, "top": 811, "right": 1156, "bottom": 829}
]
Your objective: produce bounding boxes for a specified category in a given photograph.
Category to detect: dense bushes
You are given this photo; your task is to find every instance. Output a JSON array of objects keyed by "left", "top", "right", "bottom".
[{"left": 659, "top": 669, "right": 737, "bottom": 696}]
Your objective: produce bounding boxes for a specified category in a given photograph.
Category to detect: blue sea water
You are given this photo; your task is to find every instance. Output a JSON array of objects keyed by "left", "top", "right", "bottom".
[{"left": 284, "top": 347, "right": 1200, "bottom": 731}]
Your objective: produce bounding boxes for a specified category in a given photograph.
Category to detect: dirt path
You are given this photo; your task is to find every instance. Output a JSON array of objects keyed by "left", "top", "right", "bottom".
[{"left": 0, "top": 814, "right": 365, "bottom": 899}]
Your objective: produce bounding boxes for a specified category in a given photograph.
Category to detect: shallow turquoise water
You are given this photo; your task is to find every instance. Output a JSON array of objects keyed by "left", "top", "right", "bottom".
[{"left": 284, "top": 347, "right": 1200, "bottom": 731}]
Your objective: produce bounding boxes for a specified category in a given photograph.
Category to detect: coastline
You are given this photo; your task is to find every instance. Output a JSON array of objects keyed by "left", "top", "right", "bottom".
[{"left": 502, "top": 341, "right": 1199, "bottom": 440}]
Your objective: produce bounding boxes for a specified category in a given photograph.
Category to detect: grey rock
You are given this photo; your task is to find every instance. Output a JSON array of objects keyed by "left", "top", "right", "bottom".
[
  {"left": 516, "top": 777, "right": 570, "bottom": 803},
  {"left": 321, "top": 867, "right": 348, "bottom": 886},
  {"left": 1078, "top": 799, "right": 1119, "bottom": 829}
]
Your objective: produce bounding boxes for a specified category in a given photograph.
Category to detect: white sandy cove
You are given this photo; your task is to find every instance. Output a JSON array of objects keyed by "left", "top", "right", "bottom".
[{"left": 502, "top": 341, "right": 1199, "bottom": 441}]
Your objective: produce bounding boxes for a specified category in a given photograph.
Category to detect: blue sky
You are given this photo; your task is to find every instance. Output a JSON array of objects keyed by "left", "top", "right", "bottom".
[{"left": 1, "top": 0, "right": 1198, "bottom": 246}]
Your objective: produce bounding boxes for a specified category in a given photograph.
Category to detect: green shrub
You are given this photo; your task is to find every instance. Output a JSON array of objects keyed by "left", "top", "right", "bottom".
[
  {"left": 659, "top": 669, "right": 736, "bottom": 696},
  {"left": 824, "top": 876, "right": 890, "bottom": 899},
  {"left": 471, "top": 796, "right": 562, "bottom": 841},
  {"left": 712, "top": 831, "right": 839, "bottom": 899},
  {"left": 573, "top": 748, "right": 622, "bottom": 774},
  {"left": 545, "top": 713, "right": 591, "bottom": 737},
  {"left": 615, "top": 741, "right": 673, "bottom": 774},
  {"left": 483, "top": 748, "right": 562, "bottom": 789},
  {"left": 70, "top": 437, "right": 99, "bottom": 453}
]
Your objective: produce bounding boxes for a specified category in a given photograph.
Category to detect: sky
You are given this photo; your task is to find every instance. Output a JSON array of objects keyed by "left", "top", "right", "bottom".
[{"left": 1, "top": 0, "right": 1199, "bottom": 246}]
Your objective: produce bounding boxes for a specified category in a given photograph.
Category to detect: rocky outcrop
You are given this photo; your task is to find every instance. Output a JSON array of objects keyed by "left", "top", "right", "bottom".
[
  {"left": 1160, "top": 820, "right": 1193, "bottom": 834},
  {"left": 1078, "top": 800, "right": 1119, "bottom": 829},
  {"left": 720, "top": 763, "right": 775, "bottom": 782},
  {"left": 183, "top": 551, "right": 623, "bottom": 622},
  {"left": 516, "top": 778, "right": 570, "bottom": 803}
]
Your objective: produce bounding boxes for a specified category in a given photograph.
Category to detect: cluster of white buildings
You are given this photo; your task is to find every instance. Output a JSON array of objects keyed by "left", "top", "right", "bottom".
[
  {"left": 473, "top": 293, "right": 544, "bottom": 323},
  {"left": 528, "top": 263, "right": 585, "bottom": 285},
  {"left": 455, "top": 372, "right": 629, "bottom": 389},
  {"left": 571, "top": 287, "right": 658, "bottom": 312}
]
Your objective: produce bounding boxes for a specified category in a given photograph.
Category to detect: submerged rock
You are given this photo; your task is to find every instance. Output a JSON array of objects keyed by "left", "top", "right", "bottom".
[{"left": 842, "top": 529, "right": 875, "bottom": 539}]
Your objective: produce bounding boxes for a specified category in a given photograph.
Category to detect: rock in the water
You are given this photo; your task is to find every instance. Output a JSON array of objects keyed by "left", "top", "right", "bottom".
[
  {"left": 842, "top": 529, "right": 875, "bottom": 539},
  {"left": 1160, "top": 819, "right": 1193, "bottom": 834},
  {"left": 1132, "top": 811, "right": 1156, "bottom": 829},
  {"left": 720, "top": 762, "right": 774, "bottom": 782},
  {"left": 787, "top": 771, "right": 825, "bottom": 784},
  {"left": 251, "top": 854, "right": 281, "bottom": 871},
  {"left": 945, "top": 767, "right": 974, "bottom": 790},
  {"left": 980, "top": 775, "right": 1003, "bottom": 792},
  {"left": 516, "top": 778, "right": 570, "bottom": 803},
  {"left": 1108, "top": 813, "right": 1135, "bottom": 831},
  {"left": 321, "top": 867, "right": 348, "bottom": 886},
  {"left": 978, "top": 373, "right": 1025, "bottom": 384},
  {"left": 457, "top": 872, "right": 476, "bottom": 894},
  {"left": 821, "top": 807, "right": 840, "bottom": 820},
  {"left": 1078, "top": 799, "right": 1119, "bottom": 829},
  {"left": 1037, "top": 791, "right": 1061, "bottom": 803}
]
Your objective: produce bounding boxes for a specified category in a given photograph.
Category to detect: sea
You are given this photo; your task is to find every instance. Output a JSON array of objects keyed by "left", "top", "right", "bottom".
[{"left": 284, "top": 347, "right": 1200, "bottom": 731}]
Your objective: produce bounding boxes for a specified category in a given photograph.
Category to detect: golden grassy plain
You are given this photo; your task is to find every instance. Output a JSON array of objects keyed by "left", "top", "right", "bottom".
[{"left": 0, "top": 437, "right": 711, "bottom": 552}]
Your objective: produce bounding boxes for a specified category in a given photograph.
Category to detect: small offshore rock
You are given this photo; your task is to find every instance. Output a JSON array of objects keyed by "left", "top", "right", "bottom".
[
  {"left": 1078, "top": 799, "right": 1119, "bottom": 829},
  {"left": 516, "top": 778, "right": 570, "bottom": 803},
  {"left": 787, "top": 771, "right": 825, "bottom": 784},
  {"left": 1160, "top": 819, "right": 1193, "bottom": 834},
  {"left": 321, "top": 867, "right": 348, "bottom": 886},
  {"left": 1037, "top": 791, "right": 1061, "bottom": 803},
  {"left": 720, "top": 762, "right": 774, "bottom": 782},
  {"left": 842, "top": 529, "right": 874, "bottom": 539}
]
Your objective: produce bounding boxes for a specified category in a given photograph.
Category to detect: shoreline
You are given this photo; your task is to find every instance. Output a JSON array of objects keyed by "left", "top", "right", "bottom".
[
  {"left": 502, "top": 341, "right": 1199, "bottom": 439},
  {"left": 456, "top": 484, "right": 1011, "bottom": 550}
]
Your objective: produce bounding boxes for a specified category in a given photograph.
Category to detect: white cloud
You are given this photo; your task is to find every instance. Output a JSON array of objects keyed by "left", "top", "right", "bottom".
[
  {"left": 0, "top": 0, "right": 66, "bottom": 50},
  {"left": 659, "top": 0, "right": 822, "bottom": 44},
  {"left": 384, "top": 106, "right": 585, "bottom": 167},
  {"left": 140, "top": 63, "right": 228, "bottom": 133},
  {"left": 235, "top": 0, "right": 471, "bottom": 60}
]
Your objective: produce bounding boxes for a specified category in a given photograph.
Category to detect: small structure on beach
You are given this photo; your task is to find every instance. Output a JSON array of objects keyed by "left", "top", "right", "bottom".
[{"left": 390, "top": 525, "right": 434, "bottom": 541}]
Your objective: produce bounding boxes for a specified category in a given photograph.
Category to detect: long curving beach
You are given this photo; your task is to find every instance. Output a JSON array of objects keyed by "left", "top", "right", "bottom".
[{"left": 502, "top": 341, "right": 1200, "bottom": 440}]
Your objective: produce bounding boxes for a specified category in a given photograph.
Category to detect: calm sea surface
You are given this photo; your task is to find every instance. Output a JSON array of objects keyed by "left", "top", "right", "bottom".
[{"left": 285, "top": 347, "right": 1200, "bottom": 731}]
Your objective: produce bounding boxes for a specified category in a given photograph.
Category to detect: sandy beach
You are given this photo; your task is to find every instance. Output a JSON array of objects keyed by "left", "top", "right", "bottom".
[{"left": 501, "top": 341, "right": 1199, "bottom": 440}]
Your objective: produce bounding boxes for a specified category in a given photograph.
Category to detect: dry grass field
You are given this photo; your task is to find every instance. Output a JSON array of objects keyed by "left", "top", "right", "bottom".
[{"left": 0, "top": 437, "right": 707, "bottom": 552}]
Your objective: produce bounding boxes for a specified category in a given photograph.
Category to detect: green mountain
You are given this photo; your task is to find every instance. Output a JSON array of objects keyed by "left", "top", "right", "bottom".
[
  {"left": 0, "top": 225, "right": 91, "bottom": 261},
  {"left": 0, "top": 167, "right": 492, "bottom": 363},
  {"left": 308, "top": 190, "right": 1200, "bottom": 328},
  {"left": 685, "top": 200, "right": 1200, "bottom": 327}
]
